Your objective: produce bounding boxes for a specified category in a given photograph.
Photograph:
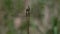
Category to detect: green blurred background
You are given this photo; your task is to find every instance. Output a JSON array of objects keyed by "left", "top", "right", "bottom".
[{"left": 0, "top": 0, "right": 60, "bottom": 34}]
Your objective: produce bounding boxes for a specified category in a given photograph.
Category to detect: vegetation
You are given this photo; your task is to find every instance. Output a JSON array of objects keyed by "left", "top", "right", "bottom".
[{"left": 0, "top": 0, "right": 60, "bottom": 34}]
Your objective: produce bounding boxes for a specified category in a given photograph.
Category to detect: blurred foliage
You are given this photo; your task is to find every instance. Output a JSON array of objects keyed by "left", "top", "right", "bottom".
[{"left": 0, "top": 0, "right": 60, "bottom": 34}]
